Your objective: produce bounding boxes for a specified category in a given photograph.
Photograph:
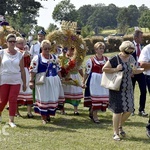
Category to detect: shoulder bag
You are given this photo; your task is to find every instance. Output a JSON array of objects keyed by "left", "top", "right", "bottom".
[
  {"left": 35, "top": 56, "right": 50, "bottom": 85},
  {"left": 101, "top": 55, "right": 124, "bottom": 91}
]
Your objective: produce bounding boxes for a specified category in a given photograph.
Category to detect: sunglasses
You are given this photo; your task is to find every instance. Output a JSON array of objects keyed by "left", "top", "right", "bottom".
[
  {"left": 8, "top": 41, "right": 16, "bottom": 43},
  {"left": 97, "top": 47, "right": 104, "bottom": 50},
  {"left": 124, "top": 51, "right": 134, "bottom": 55},
  {"left": 43, "top": 48, "right": 51, "bottom": 50},
  {"left": 16, "top": 42, "right": 24, "bottom": 44}
]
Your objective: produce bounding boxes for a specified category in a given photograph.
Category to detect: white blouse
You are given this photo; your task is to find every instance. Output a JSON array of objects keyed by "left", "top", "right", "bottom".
[{"left": 0, "top": 49, "right": 23, "bottom": 85}]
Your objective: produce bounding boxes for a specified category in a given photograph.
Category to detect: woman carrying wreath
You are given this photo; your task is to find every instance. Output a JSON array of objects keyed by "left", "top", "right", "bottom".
[
  {"left": 61, "top": 47, "right": 84, "bottom": 115},
  {"left": 29, "top": 40, "right": 65, "bottom": 124},
  {"left": 82, "top": 42, "right": 109, "bottom": 123}
]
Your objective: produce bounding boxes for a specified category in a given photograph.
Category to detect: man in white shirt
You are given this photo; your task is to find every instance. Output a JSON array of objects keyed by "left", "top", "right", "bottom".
[
  {"left": 138, "top": 43, "right": 150, "bottom": 137},
  {"left": 30, "top": 29, "right": 46, "bottom": 59}
]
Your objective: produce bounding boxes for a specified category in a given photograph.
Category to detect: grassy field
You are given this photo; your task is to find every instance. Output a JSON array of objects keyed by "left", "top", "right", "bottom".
[{"left": 0, "top": 53, "right": 150, "bottom": 150}]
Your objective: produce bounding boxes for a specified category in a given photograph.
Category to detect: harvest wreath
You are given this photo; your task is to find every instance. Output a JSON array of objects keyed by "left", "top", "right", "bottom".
[
  {"left": 46, "top": 21, "right": 87, "bottom": 86},
  {"left": 0, "top": 16, "right": 21, "bottom": 48}
]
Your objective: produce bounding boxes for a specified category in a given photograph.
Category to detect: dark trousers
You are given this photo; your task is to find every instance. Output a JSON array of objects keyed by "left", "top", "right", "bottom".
[
  {"left": 145, "top": 75, "right": 150, "bottom": 94},
  {"left": 132, "top": 73, "right": 147, "bottom": 112},
  {"left": 145, "top": 75, "right": 150, "bottom": 122}
]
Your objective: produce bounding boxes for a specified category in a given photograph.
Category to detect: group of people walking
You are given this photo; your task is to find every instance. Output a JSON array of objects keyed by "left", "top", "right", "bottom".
[{"left": 0, "top": 29, "right": 150, "bottom": 141}]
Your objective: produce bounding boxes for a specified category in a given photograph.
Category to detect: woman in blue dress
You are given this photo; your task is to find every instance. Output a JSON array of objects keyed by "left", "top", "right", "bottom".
[{"left": 29, "top": 40, "right": 65, "bottom": 124}]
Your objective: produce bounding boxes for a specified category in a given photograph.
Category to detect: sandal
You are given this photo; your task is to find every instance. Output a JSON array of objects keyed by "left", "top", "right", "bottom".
[
  {"left": 113, "top": 134, "right": 120, "bottom": 141},
  {"left": 27, "top": 113, "right": 34, "bottom": 118},
  {"left": 119, "top": 127, "right": 126, "bottom": 137},
  {"left": 60, "top": 111, "right": 67, "bottom": 115},
  {"left": 92, "top": 118, "right": 100, "bottom": 124},
  {"left": 15, "top": 113, "right": 22, "bottom": 117},
  {"left": 42, "top": 120, "right": 47, "bottom": 125}
]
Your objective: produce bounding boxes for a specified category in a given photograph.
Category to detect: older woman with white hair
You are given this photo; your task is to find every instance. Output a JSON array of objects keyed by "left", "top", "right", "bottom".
[
  {"left": 102, "top": 41, "right": 144, "bottom": 141},
  {"left": 29, "top": 40, "right": 65, "bottom": 124}
]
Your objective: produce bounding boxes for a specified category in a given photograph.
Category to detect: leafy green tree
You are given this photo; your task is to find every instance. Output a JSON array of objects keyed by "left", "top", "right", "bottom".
[
  {"left": 0, "top": 0, "right": 18, "bottom": 16},
  {"left": 47, "top": 23, "right": 58, "bottom": 33},
  {"left": 127, "top": 5, "right": 140, "bottom": 27},
  {"left": 52, "top": 0, "right": 78, "bottom": 23},
  {"left": 138, "top": 10, "right": 150, "bottom": 31},
  {"left": 77, "top": 5, "right": 95, "bottom": 26},
  {"left": 81, "top": 25, "right": 94, "bottom": 38},
  {"left": 117, "top": 8, "right": 130, "bottom": 33},
  {"left": 87, "top": 4, "right": 119, "bottom": 29},
  {"left": 1, "top": 0, "right": 42, "bottom": 35},
  {"left": 139, "top": 4, "right": 149, "bottom": 16}
]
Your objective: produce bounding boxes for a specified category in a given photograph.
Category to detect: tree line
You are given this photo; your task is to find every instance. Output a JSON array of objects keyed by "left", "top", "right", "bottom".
[{"left": 0, "top": 0, "right": 150, "bottom": 37}]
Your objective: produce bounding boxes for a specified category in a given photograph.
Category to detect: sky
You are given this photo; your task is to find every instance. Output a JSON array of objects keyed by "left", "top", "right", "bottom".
[{"left": 36, "top": 0, "right": 150, "bottom": 29}]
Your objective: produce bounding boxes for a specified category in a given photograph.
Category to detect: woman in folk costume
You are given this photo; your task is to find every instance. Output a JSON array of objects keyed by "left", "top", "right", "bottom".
[
  {"left": 16, "top": 37, "right": 33, "bottom": 118},
  {"left": 82, "top": 42, "right": 109, "bottom": 123},
  {"left": 29, "top": 40, "right": 65, "bottom": 124},
  {"left": 61, "top": 47, "right": 84, "bottom": 115},
  {"left": 46, "top": 21, "right": 87, "bottom": 115}
]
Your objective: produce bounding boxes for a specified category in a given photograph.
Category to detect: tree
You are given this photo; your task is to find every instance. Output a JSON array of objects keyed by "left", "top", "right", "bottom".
[
  {"left": 87, "top": 4, "right": 119, "bottom": 30},
  {"left": 77, "top": 5, "right": 95, "bottom": 27},
  {"left": 81, "top": 25, "right": 94, "bottom": 38},
  {"left": 127, "top": 5, "right": 140, "bottom": 27},
  {"left": 52, "top": 0, "right": 78, "bottom": 23},
  {"left": 117, "top": 8, "right": 130, "bottom": 33},
  {"left": 139, "top": 4, "right": 149, "bottom": 16},
  {"left": 0, "top": 0, "right": 42, "bottom": 35},
  {"left": 0, "top": 0, "right": 18, "bottom": 16},
  {"left": 47, "top": 23, "right": 58, "bottom": 33},
  {"left": 138, "top": 10, "right": 150, "bottom": 31}
]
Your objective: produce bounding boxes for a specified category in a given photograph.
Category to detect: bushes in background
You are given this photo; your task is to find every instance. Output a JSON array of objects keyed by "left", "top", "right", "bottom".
[{"left": 84, "top": 33, "right": 150, "bottom": 54}]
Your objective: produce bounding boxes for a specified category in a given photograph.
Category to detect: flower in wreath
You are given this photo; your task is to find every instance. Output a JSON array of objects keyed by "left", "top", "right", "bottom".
[
  {"left": 130, "top": 63, "right": 136, "bottom": 70},
  {"left": 66, "top": 59, "right": 76, "bottom": 70},
  {"left": 61, "top": 67, "right": 69, "bottom": 77}
]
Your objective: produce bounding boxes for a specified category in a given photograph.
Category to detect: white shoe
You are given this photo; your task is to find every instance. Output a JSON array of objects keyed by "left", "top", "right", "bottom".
[
  {"left": 9, "top": 122, "right": 16, "bottom": 128},
  {"left": 113, "top": 134, "right": 120, "bottom": 141}
]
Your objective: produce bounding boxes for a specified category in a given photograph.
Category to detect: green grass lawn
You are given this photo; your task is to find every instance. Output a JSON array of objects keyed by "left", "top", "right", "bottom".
[{"left": 0, "top": 53, "right": 150, "bottom": 150}]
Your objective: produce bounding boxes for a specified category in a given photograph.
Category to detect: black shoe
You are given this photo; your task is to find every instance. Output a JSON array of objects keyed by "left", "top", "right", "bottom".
[
  {"left": 138, "top": 111, "right": 148, "bottom": 117},
  {"left": 74, "top": 112, "right": 79, "bottom": 115}
]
